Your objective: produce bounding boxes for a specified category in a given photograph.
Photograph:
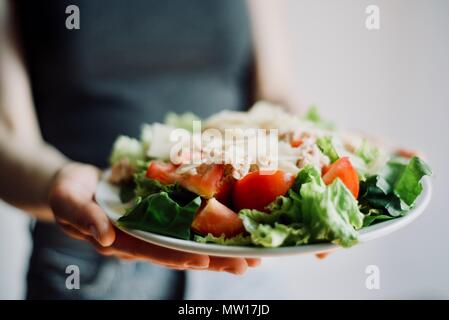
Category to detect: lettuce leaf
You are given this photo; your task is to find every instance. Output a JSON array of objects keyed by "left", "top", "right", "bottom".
[
  {"left": 393, "top": 156, "right": 431, "bottom": 206},
  {"left": 304, "top": 105, "right": 321, "bottom": 123},
  {"left": 118, "top": 192, "right": 200, "bottom": 240},
  {"left": 357, "top": 139, "right": 380, "bottom": 165},
  {"left": 133, "top": 171, "right": 197, "bottom": 206},
  {"left": 298, "top": 166, "right": 364, "bottom": 247},
  {"left": 317, "top": 136, "right": 339, "bottom": 163},
  {"left": 118, "top": 169, "right": 200, "bottom": 239},
  {"left": 134, "top": 171, "right": 175, "bottom": 196},
  {"left": 194, "top": 233, "right": 252, "bottom": 246},
  {"left": 303, "top": 106, "right": 335, "bottom": 130},
  {"left": 119, "top": 182, "right": 136, "bottom": 203},
  {"left": 239, "top": 208, "right": 283, "bottom": 226},
  {"left": 248, "top": 222, "right": 309, "bottom": 247},
  {"left": 266, "top": 195, "right": 301, "bottom": 223},
  {"left": 362, "top": 214, "right": 395, "bottom": 227},
  {"left": 257, "top": 224, "right": 309, "bottom": 247},
  {"left": 359, "top": 156, "right": 431, "bottom": 225},
  {"left": 238, "top": 208, "right": 309, "bottom": 247}
]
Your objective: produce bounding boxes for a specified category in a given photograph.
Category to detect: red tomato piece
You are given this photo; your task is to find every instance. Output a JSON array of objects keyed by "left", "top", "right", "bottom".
[
  {"left": 145, "top": 161, "right": 179, "bottom": 185},
  {"left": 321, "top": 165, "right": 330, "bottom": 176},
  {"left": 214, "top": 178, "right": 236, "bottom": 206},
  {"left": 396, "top": 149, "right": 417, "bottom": 159},
  {"left": 322, "top": 157, "right": 359, "bottom": 199},
  {"left": 146, "top": 162, "right": 224, "bottom": 199},
  {"left": 181, "top": 165, "right": 224, "bottom": 199},
  {"left": 233, "top": 170, "right": 295, "bottom": 212},
  {"left": 191, "top": 198, "right": 245, "bottom": 238},
  {"left": 290, "top": 137, "right": 303, "bottom": 148}
]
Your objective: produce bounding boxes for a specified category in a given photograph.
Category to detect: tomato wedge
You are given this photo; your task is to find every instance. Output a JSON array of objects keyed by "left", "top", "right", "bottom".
[
  {"left": 146, "top": 161, "right": 223, "bottom": 199},
  {"left": 181, "top": 165, "right": 224, "bottom": 199},
  {"left": 233, "top": 170, "right": 295, "bottom": 212},
  {"left": 321, "top": 165, "right": 330, "bottom": 176},
  {"left": 290, "top": 137, "right": 303, "bottom": 148},
  {"left": 191, "top": 198, "right": 245, "bottom": 238},
  {"left": 322, "top": 157, "right": 359, "bottom": 198},
  {"left": 145, "top": 161, "right": 178, "bottom": 185},
  {"left": 396, "top": 149, "right": 417, "bottom": 159},
  {"left": 214, "top": 178, "right": 235, "bottom": 206}
]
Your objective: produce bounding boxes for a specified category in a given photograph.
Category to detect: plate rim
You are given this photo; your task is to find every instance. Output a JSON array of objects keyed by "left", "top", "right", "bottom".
[{"left": 96, "top": 171, "right": 432, "bottom": 258}]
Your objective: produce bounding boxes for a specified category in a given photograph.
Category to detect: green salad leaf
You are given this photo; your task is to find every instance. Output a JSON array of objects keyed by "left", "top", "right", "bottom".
[
  {"left": 357, "top": 139, "right": 380, "bottom": 165},
  {"left": 118, "top": 162, "right": 151, "bottom": 203},
  {"left": 119, "top": 182, "right": 136, "bottom": 203},
  {"left": 266, "top": 195, "right": 301, "bottom": 222},
  {"left": 362, "top": 214, "right": 395, "bottom": 227},
  {"left": 117, "top": 169, "right": 200, "bottom": 239},
  {"left": 298, "top": 166, "right": 364, "bottom": 247},
  {"left": 118, "top": 192, "right": 200, "bottom": 240},
  {"left": 133, "top": 171, "right": 197, "bottom": 205},
  {"left": 317, "top": 136, "right": 339, "bottom": 163},
  {"left": 194, "top": 233, "right": 252, "bottom": 246},
  {"left": 238, "top": 193, "right": 309, "bottom": 247},
  {"left": 303, "top": 106, "right": 335, "bottom": 130},
  {"left": 359, "top": 156, "right": 431, "bottom": 225},
  {"left": 304, "top": 105, "right": 321, "bottom": 123},
  {"left": 239, "top": 213, "right": 309, "bottom": 248},
  {"left": 393, "top": 156, "right": 431, "bottom": 206}
]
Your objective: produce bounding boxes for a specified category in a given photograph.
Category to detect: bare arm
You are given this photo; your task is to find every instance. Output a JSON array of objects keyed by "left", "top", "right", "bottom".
[
  {"left": 247, "top": 0, "right": 302, "bottom": 112},
  {"left": 0, "top": 1, "right": 68, "bottom": 220}
]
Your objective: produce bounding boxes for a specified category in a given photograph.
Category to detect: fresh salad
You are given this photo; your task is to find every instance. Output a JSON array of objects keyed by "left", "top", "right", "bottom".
[{"left": 108, "top": 102, "right": 431, "bottom": 248}]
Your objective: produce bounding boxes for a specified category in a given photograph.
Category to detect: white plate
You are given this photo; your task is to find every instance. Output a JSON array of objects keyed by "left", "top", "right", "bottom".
[{"left": 96, "top": 170, "right": 432, "bottom": 258}]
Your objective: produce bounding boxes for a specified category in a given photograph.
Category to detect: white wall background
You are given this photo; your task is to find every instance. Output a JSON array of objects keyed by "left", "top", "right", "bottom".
[{"left": 1, "top": 0, "right": 448, "bottom": 299}]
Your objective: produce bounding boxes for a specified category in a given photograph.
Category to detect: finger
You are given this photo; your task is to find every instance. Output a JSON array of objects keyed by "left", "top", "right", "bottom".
[
  {"left": 85, "top": 237, "right": 141, "bottom": 260},
  {"left": 245, "top": 258, "right": 261, "bottom": 267},
  {"left": 100, "top": 230, "right": 210, "bottom": 268},
  {"left": 58, "top": 222, "right": 90, "bottom": 241},
  {"left": 50, "top": 184, "right": 116, "bottom": 247},
  {"left": 77, "top": 202, "right": 116, "bottom": 247},
  {"left": 56, "top": 217, "right": 93, "bottom": 237},
  {"left": 208, "top": 256, "right": 248, "bottom": 275},
  {"left": 92, "top": 241, "right": 194, "bottom": 269},
  {"left": 113, "top": 253, "right": 138, "bottom": 260}
]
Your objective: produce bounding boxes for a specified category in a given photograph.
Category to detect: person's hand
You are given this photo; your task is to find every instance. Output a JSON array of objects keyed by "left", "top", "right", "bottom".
[{"left": 49, "top": 162, "right": 260, "bottom": 274}]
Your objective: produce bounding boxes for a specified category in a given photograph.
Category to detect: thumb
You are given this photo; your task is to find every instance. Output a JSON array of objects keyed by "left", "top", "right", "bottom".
[{"left": 78, "top": 201, "right": 116, "bottom": 247}]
